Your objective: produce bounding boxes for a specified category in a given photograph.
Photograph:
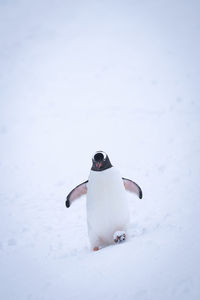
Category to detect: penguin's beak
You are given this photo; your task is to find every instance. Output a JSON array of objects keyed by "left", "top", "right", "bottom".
[{"left": 96, "top": 162, "right": 102, "bottom": 168}]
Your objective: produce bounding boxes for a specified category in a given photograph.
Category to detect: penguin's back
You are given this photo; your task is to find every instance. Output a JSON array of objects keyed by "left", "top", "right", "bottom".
[{"left": 86, "top": 167, "right": 129, "bottom": 246}]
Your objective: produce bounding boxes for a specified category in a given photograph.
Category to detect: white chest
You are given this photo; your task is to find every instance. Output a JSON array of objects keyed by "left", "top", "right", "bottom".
[
  {"left": 86, "top": 167, "right": 129, "bottom": 242},
  {"left": 87, "top": 167, "right": 125, "bottom": 204}
]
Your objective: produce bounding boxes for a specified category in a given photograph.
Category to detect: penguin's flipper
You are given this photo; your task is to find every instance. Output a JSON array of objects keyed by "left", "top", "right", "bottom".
[
  {"left": 122, "top": 178, "right": 143, "bottom": 199},
  {"left": 65, "top": 180, "right": 88, "bottom": 208}
]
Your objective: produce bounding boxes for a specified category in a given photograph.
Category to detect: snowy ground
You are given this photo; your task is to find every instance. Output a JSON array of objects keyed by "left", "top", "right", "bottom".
[{"left": 0, "top": 0, "right": 200, "bottom": 299}]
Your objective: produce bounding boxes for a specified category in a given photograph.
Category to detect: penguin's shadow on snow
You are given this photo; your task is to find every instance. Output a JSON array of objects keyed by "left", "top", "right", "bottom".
[{"left": 129, "top": 222, "right": 148, "bottom": 238}]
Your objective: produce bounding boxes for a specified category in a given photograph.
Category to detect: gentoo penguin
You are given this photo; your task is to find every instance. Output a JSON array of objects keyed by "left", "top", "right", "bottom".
[{"left": 65, "top": 151, "right": 142, "bottom": 251}]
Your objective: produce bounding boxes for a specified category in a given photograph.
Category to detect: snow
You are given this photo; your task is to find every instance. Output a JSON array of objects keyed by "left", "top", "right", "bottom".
[{"left": 0, "top": 0, "right": 200, "bottom": 299}]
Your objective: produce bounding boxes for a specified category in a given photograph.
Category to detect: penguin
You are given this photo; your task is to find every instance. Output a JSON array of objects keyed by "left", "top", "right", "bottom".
[{"left": 65, "top": 151, "right": 142, "bottom": 251}]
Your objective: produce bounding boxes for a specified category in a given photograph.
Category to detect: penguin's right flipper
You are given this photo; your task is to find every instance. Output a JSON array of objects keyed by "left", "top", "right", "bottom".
[
  {"left": 122, "top": 178, "right": 143, "bottom": 199},
  {"left": 65, "top": 180, "right": 88, "bottom": 208}
]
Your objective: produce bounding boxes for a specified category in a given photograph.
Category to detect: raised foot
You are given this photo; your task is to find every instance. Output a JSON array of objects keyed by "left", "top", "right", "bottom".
[{"left": 113, "top": 231, "right": 126, "bottom": 243}]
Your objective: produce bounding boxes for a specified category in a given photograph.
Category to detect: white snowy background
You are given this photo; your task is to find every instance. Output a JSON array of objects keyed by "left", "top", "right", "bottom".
[{"left": 0, "top": 0, "right": 200, "bottom": 299}]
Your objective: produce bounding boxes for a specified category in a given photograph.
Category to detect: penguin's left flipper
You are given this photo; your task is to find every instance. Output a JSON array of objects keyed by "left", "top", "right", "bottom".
[
  {"left": 65, "top": 180, "right": 88, "bottom": 208},
  {"left": 122, "top": 178, "right": 143, "bottom": 199}
]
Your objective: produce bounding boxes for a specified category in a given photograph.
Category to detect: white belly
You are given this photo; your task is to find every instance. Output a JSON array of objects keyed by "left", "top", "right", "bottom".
[{"left": 86, "top": 167, "right": 129, "bottom": 247}]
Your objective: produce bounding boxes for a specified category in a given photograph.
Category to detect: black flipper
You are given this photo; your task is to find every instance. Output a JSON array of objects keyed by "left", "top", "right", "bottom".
[
  {"left": 65, "top": 180, "right": 88, "bottom": 208},
  {"left": 122, "top": 177, "right": 143, "bottom": 199}
]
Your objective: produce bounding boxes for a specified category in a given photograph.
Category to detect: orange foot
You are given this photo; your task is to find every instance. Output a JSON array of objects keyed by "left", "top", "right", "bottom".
[{"left": 93, "top": 246, "right": 99, "bottom": 251}]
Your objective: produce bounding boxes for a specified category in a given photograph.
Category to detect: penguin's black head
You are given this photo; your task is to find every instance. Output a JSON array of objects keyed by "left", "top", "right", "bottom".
[{"left": 91, "top": 151, "right": 113, "bottom": 172}]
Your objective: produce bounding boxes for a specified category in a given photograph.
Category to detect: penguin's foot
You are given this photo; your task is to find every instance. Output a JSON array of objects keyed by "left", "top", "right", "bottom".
[
  {"left": 93, "top": 246, "right": 99, "bottom": 251},
  {"left": 113, "top": 231, "right": 126, "bottom": 243}
]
